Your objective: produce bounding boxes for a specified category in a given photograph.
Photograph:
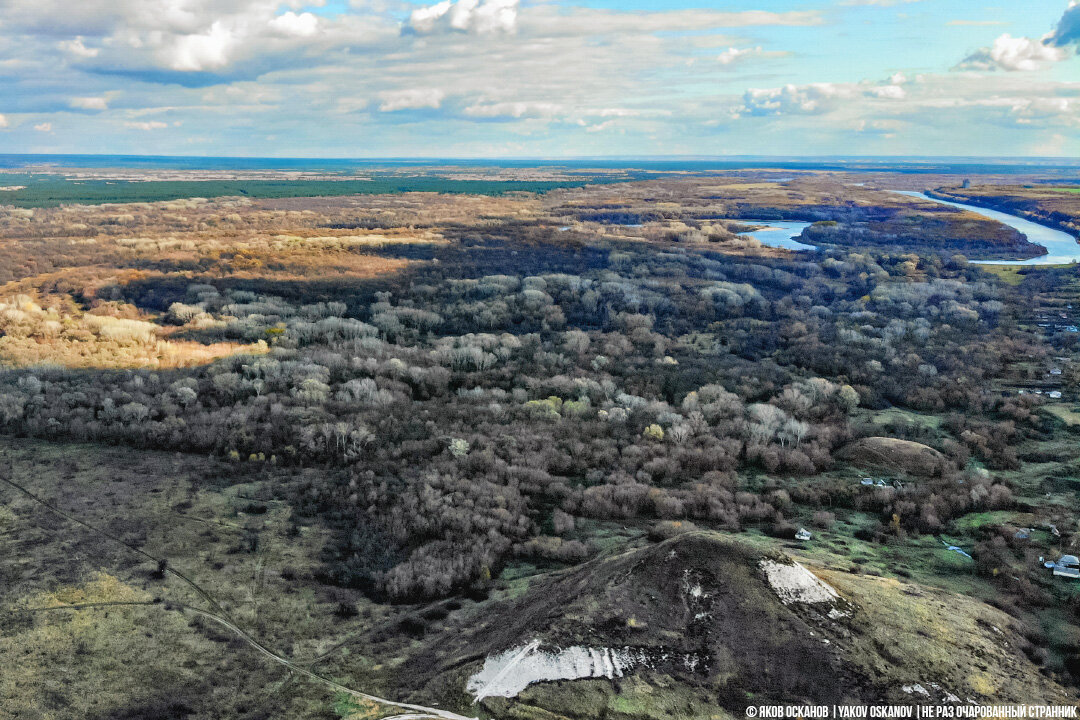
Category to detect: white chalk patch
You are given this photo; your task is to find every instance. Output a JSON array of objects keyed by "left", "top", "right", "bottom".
[
  {"left": 467, "top": 643, "right": 651, "bottom": 701},
  {"left": 760, "top": 560, "right": 840, "bottom": 605}
]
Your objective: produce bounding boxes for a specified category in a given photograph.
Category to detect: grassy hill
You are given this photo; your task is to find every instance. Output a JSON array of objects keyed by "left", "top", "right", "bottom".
[{"left": 397, "top": 532, "right": 1070, "bottom": 718}]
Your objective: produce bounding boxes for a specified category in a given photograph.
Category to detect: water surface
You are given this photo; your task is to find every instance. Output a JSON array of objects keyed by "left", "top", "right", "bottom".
[
  {"left": 741, "top": 220, "right": 816, "bottom": 251},
  {"left": 896, "top": 191, "right": 1080, "bottom": 265}
]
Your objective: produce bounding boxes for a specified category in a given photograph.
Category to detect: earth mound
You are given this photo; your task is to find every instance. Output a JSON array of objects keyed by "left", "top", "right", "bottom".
[
  {"left": 837, "top": 436, "right": 948, "bottom": 476},
  {"left": 402, "top": 532, "right": 1070, "bottom": 718}
]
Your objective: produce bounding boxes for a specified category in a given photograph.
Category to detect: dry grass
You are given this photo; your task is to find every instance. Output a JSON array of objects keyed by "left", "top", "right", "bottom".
[
  {"left": 0, "top": 291, "right": 267, "bottom": 369},
  {"left": 820, "top": 568, "right": 1071, "bottom": 703},
  {"left": 0, "top": 573, "right": 203, "bottom": 719},
  {"left": 0, "top": 199, "right": 444, "bottom": 367}
]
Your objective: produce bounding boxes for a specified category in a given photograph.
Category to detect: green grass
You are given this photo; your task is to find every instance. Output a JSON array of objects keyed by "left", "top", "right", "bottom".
[
  {"left": 979, "top": 263, "right": 1078, "bottom": 286},
  {"left": 864, "top": 406, "right": 944, "bottom": 430},
  {"left": 1043, "top": 404, "right": 1080, "bottom": 427},
  {"left": 953, "top": 510, "right": 1022, "bottom": 531}
]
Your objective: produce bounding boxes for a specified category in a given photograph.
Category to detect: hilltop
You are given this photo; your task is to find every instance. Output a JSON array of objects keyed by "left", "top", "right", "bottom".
[{"left": 398, "top": 533, "right": 1071, "bottom": 718}]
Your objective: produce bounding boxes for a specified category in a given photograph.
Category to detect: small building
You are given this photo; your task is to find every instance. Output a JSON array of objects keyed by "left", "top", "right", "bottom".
[
  {"left": 795, "top": 527, "right": 812, "bottom": 542},
  {"left": 1052, "top": 555, "right": 1080, "bottom": 579}
]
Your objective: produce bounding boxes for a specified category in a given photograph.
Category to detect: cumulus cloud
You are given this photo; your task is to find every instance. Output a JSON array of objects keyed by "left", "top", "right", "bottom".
[
  {"left": 958, "top": 34, "right": 1068, "bottom": 72},
  {"left": 852, "top": 119, "right": 903, "bottom": 136},
  {"left": 268, "top": 11, "right": 319, "bottom": 38},
  {"left": 740, "top": 83, "right": 855, "bottom": 116},
  {"left": 58, "top": 36, "right": 99, "bottom": 58},
  {"left": 124, "top": 120, "right": 168, "bottom": 130},
  {"left": 6, "top": 0, "right": 379, "bottom": 84},
  {"left": 164, "top": 21, "right": 235, "bottom": 71},
  {"left": 739, "top": 75, "right": 910, "bottom": 116},
  {"left": 1046, "top": 1, "right": 1080, "bottom": 47},
  {"left": 463, "top": 101, "right": 562, "bottom": 119},
  {"left": 378, "top": 88, "right": 445, "bottom": 112},
  {"left": 70, "top": 96, "right": 109, "bottom": 111},
  {"left": 1008, "top": 96, "right": 1079, "bottom": 126},
  {"left": 958, "top": 4, "right": 1080, "bottom": 72},
  {"left": 867, "top": 84, "right": 906, "bottom": 99},
  {"left": 717, "top": 46, "right": 788, "bottom": 65},
  {"left": 718, "top": 47, "right": 755, "bottom": 65},
  {"left": 0, "top": 0, "right": 1076, "bottom": 155},
  {"left": 33, "top": 122, "right": 52, "bottom": 132},
  {"left": 407, "top": 0, "right": 518, "bottom": 35},
  {"left": 0, "top": 115, "right": 8, "bottom": 129},
  {"left": 524, "top": 7, "right": 821, "bottom": 36}
]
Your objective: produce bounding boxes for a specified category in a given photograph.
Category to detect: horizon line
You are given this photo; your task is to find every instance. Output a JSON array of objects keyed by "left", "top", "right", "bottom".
[{"left": 3, "top": 152, "right": 1080, "bottom": 164}]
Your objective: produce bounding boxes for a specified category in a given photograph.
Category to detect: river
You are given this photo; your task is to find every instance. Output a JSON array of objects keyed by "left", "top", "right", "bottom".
[
  {"left": 895, "top": 191, "right": 1080, "bottom": 265},
  {"left": 741, "top": 220, "right": 816, "bottom": 251}
]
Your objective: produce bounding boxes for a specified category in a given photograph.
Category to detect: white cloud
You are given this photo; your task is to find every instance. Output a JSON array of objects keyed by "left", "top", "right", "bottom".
[
  {"left": 958, "top": 34, "right": 1068, "bottom": 72},
  {"left": 0, "top": 115, "right": 8, "bottom": 129},
  {"left": 0, "top": 0, "right": 1076, "bottom": 156},
  {"left": 1046, "top": 1, "right": 1080, "bottom": 47},
  {"left": 739, "top": 74, "right": 913, "bottom": 117},
  {"left": 268, "top": 11, "right": 319, "bottom": 38},
  {"left": 124, "top": 120, "right": 169, "bottom": 130},
  {"left": 58, "top": 36, "right": 99, "bottom": 58},
  {"left": 407, "top": 0, "right": 518, "bottom": 36},
  {"left": 1008, "top": 97, "right": 1079, "bottom": 126},
  {"left": 378, "top": 88, "right": 445, "bottom": 111},
  {"left": 33, "top": 122, "right": 52, "bottom": 132},
  {"left": 70, "top": 96, "right": 109, "bottom": 111},
  {"left": 868, "top": 84, "right": 906, "bottom": 99},
  {"left": 853, "top": 118, "right": 902, "bottom": 135},
  {"left": 584, "top": 120, "right": 617, "bottom": 133},
  {"left": 523, "top": 7, "right": 821, "bottom": 36},
  {"left": 463, "top": 101, "right": 562, "bottom": 119},
  {"left": 718, "top": 47, "right": 754, "bottom": 65},
  {"left": 164, "top": 21, "right": 236, "bottom": 71},
  {"left": 740, "top": 83, "right": 856, "bottom": 116},
  {"left": 716, "top": 46, "right": 788, "bottom": 66}
]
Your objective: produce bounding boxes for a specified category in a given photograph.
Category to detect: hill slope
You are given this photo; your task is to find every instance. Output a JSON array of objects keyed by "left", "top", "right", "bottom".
[{"left": 405, "top": 533, "right": 1072, "bottom": 718}]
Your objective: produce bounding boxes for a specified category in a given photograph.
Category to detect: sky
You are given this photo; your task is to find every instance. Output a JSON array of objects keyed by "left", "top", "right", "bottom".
[{"left": 0, "top": 0, "right": 1078, "bottom": 157}]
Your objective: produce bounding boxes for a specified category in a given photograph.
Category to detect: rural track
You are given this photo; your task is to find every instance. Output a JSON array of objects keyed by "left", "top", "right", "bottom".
[{"left": 0, "top": 472, "right": 477, "bottom": 720}]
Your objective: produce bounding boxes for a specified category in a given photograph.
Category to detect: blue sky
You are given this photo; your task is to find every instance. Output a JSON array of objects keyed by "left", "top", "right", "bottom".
[{"left": 0, "top": 0, "right": 1077, "bottom": 157}]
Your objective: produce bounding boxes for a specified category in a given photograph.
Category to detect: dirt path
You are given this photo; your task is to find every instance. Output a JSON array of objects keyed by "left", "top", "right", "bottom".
[{"left": 1, "top": 472, "right": 476, "bottom": 720}]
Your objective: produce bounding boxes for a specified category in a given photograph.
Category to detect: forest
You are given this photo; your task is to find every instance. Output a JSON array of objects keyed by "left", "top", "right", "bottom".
[{"left": 3, "top": 169, "right": 1080, "bottom": 718}]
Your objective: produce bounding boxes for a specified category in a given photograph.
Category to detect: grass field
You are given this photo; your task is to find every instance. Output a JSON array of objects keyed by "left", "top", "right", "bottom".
[
  {"left": 978, "top": 263, "right": 1077, "bottom": 286},
  {"left": 1044, "top": 404, "right": 1080, "bottom": 426},
  {"left": 0, "top": 438, "right": 418, "bottom": 719}
]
